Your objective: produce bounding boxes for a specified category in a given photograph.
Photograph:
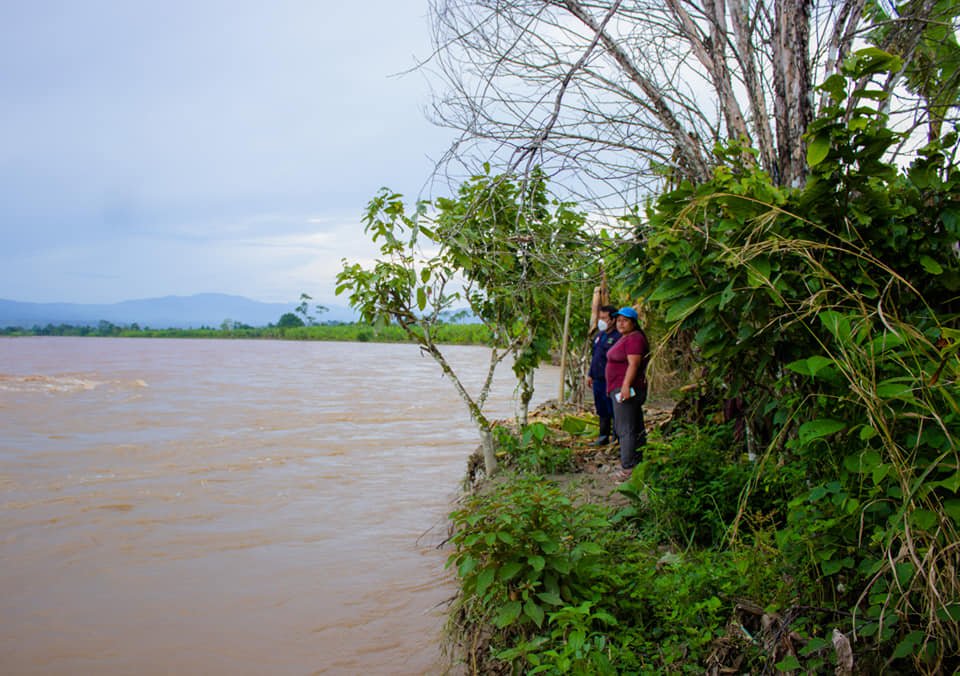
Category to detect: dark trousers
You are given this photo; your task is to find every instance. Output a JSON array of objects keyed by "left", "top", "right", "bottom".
[
  {"left": 592, "top": 378, "right": 614, "bottom": 438},
  {"left": 612, "top": 388, "right": 647, "bottom": 469}
]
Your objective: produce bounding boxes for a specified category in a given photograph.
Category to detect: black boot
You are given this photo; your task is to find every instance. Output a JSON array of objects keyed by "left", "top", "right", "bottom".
[{"left": 592, "top": 416, "right": 612, "bottom": 446}]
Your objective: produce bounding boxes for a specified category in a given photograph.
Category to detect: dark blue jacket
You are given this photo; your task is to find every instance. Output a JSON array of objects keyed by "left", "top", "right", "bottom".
[{"left": 589, "top": 329, "right": 620, "bottom": 380}]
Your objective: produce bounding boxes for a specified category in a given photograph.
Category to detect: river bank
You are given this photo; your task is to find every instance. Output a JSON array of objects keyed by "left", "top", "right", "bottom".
[{"left": 440, "top": 398, "right": 888, "bottom": 675}]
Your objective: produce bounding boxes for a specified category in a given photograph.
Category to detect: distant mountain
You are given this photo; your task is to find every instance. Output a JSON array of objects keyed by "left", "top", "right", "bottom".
[{"left": 0, "top": 294, "right": 358, "bottom": 329}]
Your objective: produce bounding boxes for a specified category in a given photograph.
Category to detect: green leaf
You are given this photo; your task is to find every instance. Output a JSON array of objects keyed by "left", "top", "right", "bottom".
[
  {"left": 524, "top": 599, "right": 545, "bottom": 628},
  {"left": 822, "top": 558, "right": 846, "bottom": 575},
  {"left": 911, "top": 509, "right": 937, "bottom": 531},
  {"left": 786, "top": 356, "right": 835, "bottom": 377},
  {"left": 458, "top": 555, "right": 477, "bottom": 578},
  {"left": 798, "top": 418, "right": 846, "bottom": 444},
  {"left": 528, "top": 555, "right": 546, "bottom": 572},
  {"left": 649, "top": 278, "right": 695, "bottom": 302},
  {"left": 892, "top": 630, "right": 925, "bottom": 659},
  {"left": 568, "top": 629, "right": 586, "bottom": 654},
  {"left": 416, "top": 287, "right": 427, "bottom": 311},
  {"left": 475, "top": 566, "right": 496, "bottom": 597},
  {"left": 494, "top": 600, "right": 523, "bottom": 628},
  {"left": 499, "top": 561, "right": 523, "bottom": 581},
  {"left": 665, "top": 295, "right": 702, "bottom": 323},
  {"left": 920, "top": 255, "right": 943, "bottom": 275},
  {"left": 807, "top": 134, "right": 831, "bottom": 166},
  {"left": 846, "top": 449, "right": 882, "bottom": 474},
  {"left": 800, "top": 637, "right": 830, "bottom": 656},
  {"left": 775, "top": 655, "right": 802, "bottom": 671},
  {"left": 561, "top": 416, "right": 588, "bottom": 435},
  {"left": 818, "top": 310, "right": 854, "bottom": 342},
  {"left": 877, "top": 379, "right": 914, "bottom": 400},
  {"left": 945, "top": 500, "right": 960, "bottom": 528},
  {"left": 746, "top": 256, "right": 771, "bottom": 287},
  {"left": 536, "top": 591, "right": 564, "bottom": 606},
  {"left": 576, "top": 542, "right": 605, "bottom": 556}
]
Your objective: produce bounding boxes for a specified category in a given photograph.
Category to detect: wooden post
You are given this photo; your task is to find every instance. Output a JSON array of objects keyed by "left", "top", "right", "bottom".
[{"left": 558, "top": 288, "right": 573, "bottom": 402}]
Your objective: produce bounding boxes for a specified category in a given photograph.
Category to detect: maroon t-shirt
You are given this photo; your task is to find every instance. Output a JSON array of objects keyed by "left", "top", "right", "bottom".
[{"left": 605, "top": 331, "right": 649, "bottom": 395}]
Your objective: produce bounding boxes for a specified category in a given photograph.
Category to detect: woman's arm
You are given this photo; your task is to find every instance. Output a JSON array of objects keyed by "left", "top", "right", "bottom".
[{"left": 620, "top": 353, "right": 642, "bottom": 401}]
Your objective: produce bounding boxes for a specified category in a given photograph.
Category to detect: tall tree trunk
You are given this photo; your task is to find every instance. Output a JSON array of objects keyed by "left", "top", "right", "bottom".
[{"left": 772, "top": 0, "right": 813, "bottom": 187}]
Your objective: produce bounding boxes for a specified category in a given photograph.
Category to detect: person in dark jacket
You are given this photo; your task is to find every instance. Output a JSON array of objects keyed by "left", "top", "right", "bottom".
[{"left": 586, "top": 305, "right": 620, "bottom": 446}]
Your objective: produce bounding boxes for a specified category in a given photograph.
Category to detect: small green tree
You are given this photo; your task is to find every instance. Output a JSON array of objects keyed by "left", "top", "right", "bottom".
[
  {"left": 337, "top": 173, "right": 591, "bottom": 474},
  {"left": 295, "top": 292, "right": 327, "bottom": 326},
  {"left": 277, "top": 312, "right": 305, "bottom": 329},
  {"left": 433, "top": 167, "right": 590, "bottom": 425},
  {"left": 337, "top": 191, "right": 509, "bottom": 476}
]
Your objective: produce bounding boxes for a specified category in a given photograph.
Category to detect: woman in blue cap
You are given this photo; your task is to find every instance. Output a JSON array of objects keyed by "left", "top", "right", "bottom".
[{"left": 604, "top": 306, "right": 650, "bottom": 480}]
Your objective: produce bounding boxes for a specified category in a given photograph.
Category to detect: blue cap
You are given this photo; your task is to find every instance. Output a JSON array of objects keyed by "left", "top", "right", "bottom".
[{"left": 616, "top": 306, "right": 638, "bottom": 321}]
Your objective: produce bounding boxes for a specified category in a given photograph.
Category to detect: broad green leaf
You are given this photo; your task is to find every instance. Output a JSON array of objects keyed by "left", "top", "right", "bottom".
[
  {"left": 786, "top": 356, "right": 835, "bottom": 377},
  {"left": 877, "top": 379, "right": 915, "bottom": 400},
  {"left": 494, "top": 600, "right": 522, "bottom": 628},
  {"left": 943, "top": 500, "right": 960, "bottom": 528},
  {"left": 911, "top": 509, "right": 937, "bottom": 531},
  {"left": 937, "top": 603, "right": 960, "bottom": 622},
  {"left": 845, "top": 449, "right": 882, "bottom": 473},
  {"left": 822, "top": 558, "right": 845, "bottom": 575},
  {"left": 746, "top": 256, "right": 771, "bottom": 287},
  {"left": 499, "top": 561, "right": 523, "bottom": 581},
  {"left": 536, "top": 591, "right": 564, "bottom": 606},
  {"left": 892, "top": 630, "right": 925, "bottom": 659},
  {"left": 568, "top": 629, "right": 586, "bottom": 654},
  {"left": 475, "top": 567, "right": 496, "bottom": 597},
  {"left": 665, "top": 295, "right": 702, "bottom": 323},
  {"left": 576, "top": 542, "right": 605, "bottom": 555},
  {"left": 895, "top": 562, "right": 915, "bottom": 586},
  {"left": 807, "top": 134, "right": 831, "bottom": 166},
  {"left": 561, "top": 416, "right": 589, "bottom": 435},
  {"left": 920, "top": 255, "right": 943, "bottom": 275},
  {"left": 458, "top": 555, "right": 477, "bottom": 578},
  {"left": 775, "top": 655, "right": 802, "bottom": 671},
  {"left": 798, "top": 418, "right": 846, "bottom": 444},
  {"left": 819, "top": 74, "right": 847, "bottom": 101},
  {"left": 649, "top": 278, "right": 695, "bottom": 302},
  {"left": 818, "top": 311, "right": 849, "bottom": 342},
  {"left": 416, "top": 287, "right": 427, "bottom": 311},
  {"left": 524, "top": 599, "right": 545, "bottom": 628},
  {"left": 528, "top": 555, "right": 545, "bottom": 572},
  {"left": 718, "top": 279, "right": 736, "bottom": 310}
]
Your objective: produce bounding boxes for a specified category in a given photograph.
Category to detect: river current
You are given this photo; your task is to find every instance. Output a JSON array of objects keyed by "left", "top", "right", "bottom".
[{"left": 0, "top": 337, "right": 559, "bottom": 675}]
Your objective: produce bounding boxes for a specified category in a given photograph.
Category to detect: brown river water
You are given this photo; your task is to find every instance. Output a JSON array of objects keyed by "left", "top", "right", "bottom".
[{"left": 0, "top": 337, "right": 559, "bottom": 675}]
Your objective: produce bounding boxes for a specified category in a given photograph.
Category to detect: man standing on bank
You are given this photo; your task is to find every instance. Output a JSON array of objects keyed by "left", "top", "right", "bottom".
[
  {"left": 605, "top": 306, "right": 650, "bottom": 480},
  {"left": 586, "top": 305, "right": 620, "bottom": 446}
]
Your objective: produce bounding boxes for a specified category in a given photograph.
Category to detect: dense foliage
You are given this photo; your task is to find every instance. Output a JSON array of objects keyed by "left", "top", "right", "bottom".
[
  {"left": 446, "top": 50, "right": 959, "bottom": 674},
  {"left": 631, "top": 50, "right": 960, "bottom": 672}
]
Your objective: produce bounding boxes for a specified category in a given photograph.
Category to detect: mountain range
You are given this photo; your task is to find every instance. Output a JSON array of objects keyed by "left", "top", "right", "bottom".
[{"left": 0, "top": 294, "right": 358, "bottom": 329}]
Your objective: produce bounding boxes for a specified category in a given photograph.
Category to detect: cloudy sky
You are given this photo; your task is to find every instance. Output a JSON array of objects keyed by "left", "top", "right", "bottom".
[{"left": 1, "top": 1, "right": 456, "bottom": 305}]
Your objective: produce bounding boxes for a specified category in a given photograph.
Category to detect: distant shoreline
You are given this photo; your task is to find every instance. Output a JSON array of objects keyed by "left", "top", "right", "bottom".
[{"left": 0, "top": 322, "right": 493, "bottom": 346}]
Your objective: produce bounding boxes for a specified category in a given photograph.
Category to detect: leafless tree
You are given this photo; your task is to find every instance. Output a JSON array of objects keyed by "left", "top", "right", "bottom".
[{"left": 425, "top": 0, "right": 957, "bottom": 206}]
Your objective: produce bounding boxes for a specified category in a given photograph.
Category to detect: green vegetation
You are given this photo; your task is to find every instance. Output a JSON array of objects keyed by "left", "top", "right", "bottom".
[
  {"left": 444, "top": 51, "right": 960, "bottom": 674},
  {"left": 0, "top": 321, "right": 492, "bottom": 345},
  {"left": 446, "top": 422, "right": 794, "bottom": 674},
  {"left": 336, "top": 171, "right": 593, "bottom": 475}
]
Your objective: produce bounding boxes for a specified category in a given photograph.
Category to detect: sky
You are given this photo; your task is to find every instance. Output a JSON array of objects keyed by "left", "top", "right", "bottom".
[{"left": 0, "top": 1, "right": 457, "bottom": 306}]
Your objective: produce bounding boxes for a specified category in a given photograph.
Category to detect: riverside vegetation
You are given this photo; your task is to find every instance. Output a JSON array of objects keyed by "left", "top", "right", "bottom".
[
  {"left": 0, "top": 321, "right": 493, "bottom": 345},
  {"left": 428, "top": 52, "right": 960, "bottom": 675}
]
